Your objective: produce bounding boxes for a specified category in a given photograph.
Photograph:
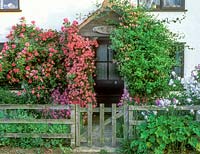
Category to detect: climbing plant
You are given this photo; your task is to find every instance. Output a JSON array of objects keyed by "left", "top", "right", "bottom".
[
  {"left": 110, "top": 0, "right": 181, "bottom": 102},
  {"left": 0, "top": 17, "right": 97, "bottom": 107},
  {"left": 61, "top": 18, "right": 98, "bottom": 107}
]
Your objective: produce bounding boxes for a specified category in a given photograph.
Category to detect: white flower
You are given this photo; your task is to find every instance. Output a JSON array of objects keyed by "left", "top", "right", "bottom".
[
  {"left": 190, "top": 109, "right": 194, "bottom": 115},
  {"left": 197, "top": 110, "right": 200, "bottom": 115},
  {"left": 173, "top": 98, "right": 179, "bottom": 105},
  {"left": 192, "top": 70, "right": 198, "bottom": 77},
  {"left": 160, "top": 99, "right": 165, "bottom": 106},
  {"left": 171, "top": 71, "right": 176, "bottom": 77},
  {"left": 186, "top": 98, "right": 192, "bottom": 103},
  {"left": 181, "top": 78, "right": 185, "bottom": 84},
  {"left": 153, "top": 111, "right": 157, "bottom": 115},
  {"left": 164, "top": 99, "right": 171, "bottom": 106},
  {"left": 173, "top": 105, "right": 177, "bottom": 109},
  {"left": 169, "top": 79, "right": 174, "bottom": 86}
]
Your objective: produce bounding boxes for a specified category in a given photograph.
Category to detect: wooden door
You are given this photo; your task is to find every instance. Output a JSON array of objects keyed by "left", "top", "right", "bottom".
[{"left": 95, "top": 39, "right": 123, "bottom": 106}]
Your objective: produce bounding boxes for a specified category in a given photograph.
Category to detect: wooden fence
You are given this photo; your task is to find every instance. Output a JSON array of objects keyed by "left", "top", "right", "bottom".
[
  {"left": 128, "top": 105, "right": 200, "bottom": 138},
  {"left": 75, "top": 103, "right": 127, "bottom": 147},
  {"left": 75, "top": 104, "right": 200, "bottom": 147},
  {"left": 0, "top": 103, "right": 200, "bottom": 148},
  {"left": 0, "top": 104, "right": 76, "bottom": 147}
]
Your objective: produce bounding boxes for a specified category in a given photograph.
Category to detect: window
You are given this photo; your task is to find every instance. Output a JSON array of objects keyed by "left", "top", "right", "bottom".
[
  {"left": 0, "top": 0, "right": 20, "bottom": 11},
  {"left": 96, "top": 42, "right": 120, "bottom": 80},
  {"left": 0, "top": 43, "right": 4, "bottom": 51},
  {"left": 138, "top": 0, "right": 185, "bottom": 11},
  {"left": 174, "top": 43, "right": 184, "bottom": 77}
]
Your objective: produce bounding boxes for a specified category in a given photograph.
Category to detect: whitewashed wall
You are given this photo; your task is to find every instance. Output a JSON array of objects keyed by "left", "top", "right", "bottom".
[
  {"left": 0, "top": 0, "right": 199, "bottom": 77},
  {"left": 149, "top": 0, "right": 200, "bottom": 77},
  {"left": 0, "top": 0, "right": 104, "bottom": 42}
]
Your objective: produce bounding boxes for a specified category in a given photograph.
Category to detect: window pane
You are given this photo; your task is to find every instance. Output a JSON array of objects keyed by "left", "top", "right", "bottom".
[
  {"left": 174, "top": 44, "right": 184, "bottom": 77},
  {"left": 0, "top": 0, "right": 2, "bottom": 9},
  {"left": 2, "top": 0, "right": 18, "bottom": 9},
  {"left": 139, "top": 0, "right": 160, "bottom": 9},
  {"left": 96, "top": 63, "right": 107, "bottom": 80},
  {"left": 163, "top": 0, "right": 182, "bottom": 7},
  {"left": 0, "top": 43, "right": 4, "bottom": 51},
  {"left": 109, "top": 63, "right": 120, "bottom": 80},
  {"left": 96, "top": 44, "right": 107, "bottom": 61},
  {"left": 108, "top": 47, "right": 114, "bottom": 61}
]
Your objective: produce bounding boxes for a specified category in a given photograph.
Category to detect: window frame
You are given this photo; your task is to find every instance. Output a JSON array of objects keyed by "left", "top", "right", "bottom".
[
  {"left": 173, "top": 42, "right": 184, "bottom": 77},
  {"left": 95, "top": 39, "right": 121, "bottom": 81},
  {"left": 0, "top": 42, "right": 4, "bottom": 51},
  {"left": 137, "top": 0, "right": 186, "bottom": 12},
  {"left": 0, "top": 0, "right": 21, "bottom": 12}
]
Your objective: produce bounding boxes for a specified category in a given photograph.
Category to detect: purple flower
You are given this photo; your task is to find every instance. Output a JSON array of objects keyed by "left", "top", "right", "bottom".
[
  {"left": 118, "top": 88, "right": 132, "bottom": 106},
  {"left": 155, "top": 99, "right": 161, "bottom": 106}
]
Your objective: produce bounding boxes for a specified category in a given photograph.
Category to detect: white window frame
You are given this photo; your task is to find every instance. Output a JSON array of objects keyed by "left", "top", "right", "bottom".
[
  {"left": 138, "top": 0, "right": 185, "bottom": 11},
  {"left": 0, "top": 0, "right": 20, "bottom": 11}
]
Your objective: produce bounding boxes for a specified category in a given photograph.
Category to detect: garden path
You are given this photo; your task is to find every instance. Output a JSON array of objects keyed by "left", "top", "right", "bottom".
[{"left": 73, "top": 113, "right": 119, "bottom": 153}]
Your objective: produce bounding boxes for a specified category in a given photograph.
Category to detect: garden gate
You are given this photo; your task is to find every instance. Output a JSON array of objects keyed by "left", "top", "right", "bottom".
[
  {"left": 74, "top": 104, "right": 200, "bottom": 148},
  {"left": 74, "top": 103, "right": 129, "bottom": 147},
  {"left": 1, "top": 103, "right": 200, "bottom": 149}
]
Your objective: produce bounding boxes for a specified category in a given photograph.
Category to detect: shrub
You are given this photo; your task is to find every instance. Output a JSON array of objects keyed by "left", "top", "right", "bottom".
[
  {"left": 0, "top": 17, "right": 97, "bottom": 107},
  {"left": 130, "top": 115, "right": 200, "bottom": 154},
  {"left": 60, "top": 19, "right": 98, "bottom": 107},
  {"left": 0, "top": 87, "right": 27, "bottom": 104},
  {"left": 110, "top": 0, "right": 181, "bottom": 101},
  {"left": 0, "top": 109, "right": 70, "bottom": 148},
  {"left": 0, "top": 17, "right": 65, "bottom": 103}
]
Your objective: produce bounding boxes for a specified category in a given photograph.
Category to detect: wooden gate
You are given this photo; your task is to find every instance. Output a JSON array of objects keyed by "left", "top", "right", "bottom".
[{"left": 75, "top": 103, "right": 129, "bottom": 147}]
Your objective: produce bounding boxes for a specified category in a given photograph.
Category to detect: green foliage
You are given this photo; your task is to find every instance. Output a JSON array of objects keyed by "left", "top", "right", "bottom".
[
  {"left": 59, "top": 144, "right": 72, "bottom": 154},
  {"left": 0, "top": 17, "right": 97, "bottom": 106},
  {"left": 100, "top": 149, "right": 109, "bottom": 154},
  {"left": 117, "top": 139, "right": 135, "bottom": 154},
  {"left": 0, "top": 110, "right": 70, "bottom": 148},
  {"left": 0, "top": 87, "right": 26, "bottom": 104},
  {"left": 110, "top": 0, "right": 181, "bottom": 100},
  {"left": 130, "top": 115, "right": 200, "bottom": 154},
  {"left": 0, "top": 17, "right": 64, "bottom": 103}
]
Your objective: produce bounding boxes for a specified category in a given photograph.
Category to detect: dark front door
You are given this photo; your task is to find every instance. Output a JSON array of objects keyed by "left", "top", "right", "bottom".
[{"left": 95, "top": 39, "right": 124, "bottom": 107}]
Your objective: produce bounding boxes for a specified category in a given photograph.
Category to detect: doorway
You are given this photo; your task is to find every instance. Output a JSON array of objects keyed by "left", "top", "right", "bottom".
[{"left": 94, "top": 39, "right": 124, "bottom": 107}]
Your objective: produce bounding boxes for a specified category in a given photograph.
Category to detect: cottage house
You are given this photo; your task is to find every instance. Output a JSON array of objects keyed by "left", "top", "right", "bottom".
[{"left": 0, "top": 0, "right": 200, "bottom": 105}]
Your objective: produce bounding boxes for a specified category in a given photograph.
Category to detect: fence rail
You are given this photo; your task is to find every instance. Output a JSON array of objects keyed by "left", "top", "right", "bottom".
[
  {"left": 0, "top": 104, "right": 200, "bottom": 148},
  {"left": 129, "top": 105, "right": 200, "bottom": 111},
  {"left": 128, "top": 105, "right": 200, "bottom": 138},
  {"left": 0, "top": 104, "right": 75, "bottom": 147},
  {"left": 2, "top": 133, "right": 72, "bottom": 139},
  {"left": 75, "top": 103, "right": 125, "bottom": 147},
  {"left": 0, "top": 104, "right": 72, "bottom": 110}
]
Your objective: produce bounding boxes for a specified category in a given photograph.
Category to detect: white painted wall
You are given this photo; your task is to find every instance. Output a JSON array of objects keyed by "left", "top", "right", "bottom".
[
  {"left": 0, "top": 0, "right": 104, "bottom": 42},
  {"left": 149, "top": 0, "right": 200, "bottom": 77},
  {"left": 0, "top": 0, "right": 199, "bottom": 77}
]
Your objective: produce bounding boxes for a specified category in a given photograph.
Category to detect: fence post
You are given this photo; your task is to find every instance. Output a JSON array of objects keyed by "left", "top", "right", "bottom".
[
  {"left": 123, "top": 103, "right": 129, "bottom": 140},
  {"left": 70, "top": 104, "right": 75, "bottom": 148},
  {"left": 100, "top": 104, "right": 104, "bottom": 146},
  {"left": 112, "top": 104, "right": 116, "bottom": 146},
  {"left": 128, "top": 105, "right": 133, "bottom": 138},
  {"left": 76, "top": 104, "right": 80, "bottom": 147},
  {"left": 196, "top": 110, "right": 200, "bottom": 122},
  {"left": 88, "top": 103, "right": 93, "bottom": 146}
]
